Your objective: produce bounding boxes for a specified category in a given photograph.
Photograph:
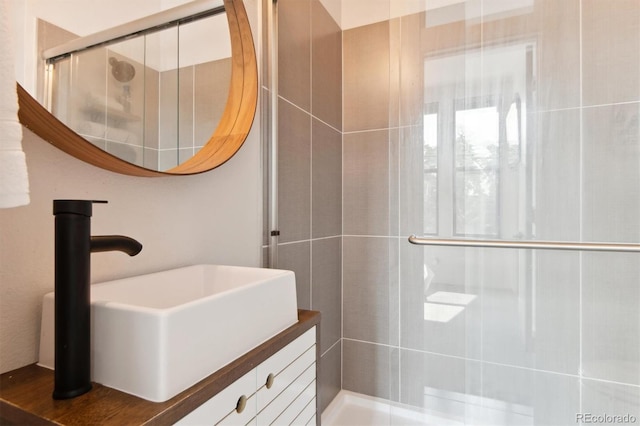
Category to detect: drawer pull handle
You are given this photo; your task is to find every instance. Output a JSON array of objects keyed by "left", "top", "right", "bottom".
[
  {"left": 236, "top": 395, "right": 248, "bottom": 414},
  {"left": 266, "top": 373, "right": 275, "bottom": 389}
]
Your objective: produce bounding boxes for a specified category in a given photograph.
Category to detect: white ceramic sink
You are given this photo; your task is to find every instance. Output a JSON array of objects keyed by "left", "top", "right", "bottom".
[{"left": 39, "top": 264, "right": 298, "bottom": 402}]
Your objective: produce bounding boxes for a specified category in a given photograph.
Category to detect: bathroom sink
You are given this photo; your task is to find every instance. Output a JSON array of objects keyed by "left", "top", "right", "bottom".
[{"left": 39, "top": 264, "right": 298, "bottom": 402}]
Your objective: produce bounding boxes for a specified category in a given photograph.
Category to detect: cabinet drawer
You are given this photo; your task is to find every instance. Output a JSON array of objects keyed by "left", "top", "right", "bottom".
[
  {"left": 175, "top": 326, "right": 317, "bottom": 426},
  {"left": 291, "top": 397, "right": 315, "bottom": 426},
  {"left": 218, "top": 393, "right": 256, "bottom": 426},
  {"left": 175, "top": 369, "right": 256, "bottom": 425},
  {"left": 256, "top": 364, "right": 315, "bottom": 426},
  {"left": 257, "top": 327, "right": 315, "bottom": 384},
  {"left": 271, "top": 380, "right": 315, "bottom": 426},
  {"left": 257, "top": 345, "right": 315, "bottom": 412}
]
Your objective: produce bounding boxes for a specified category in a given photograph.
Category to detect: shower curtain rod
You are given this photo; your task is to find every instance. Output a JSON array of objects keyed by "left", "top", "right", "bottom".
[
  {"left": 42, "top": 0, "right": 224, "bottom": 62},
  {"left": 408, "top": 235, "right": 640, "bottom": 253}
]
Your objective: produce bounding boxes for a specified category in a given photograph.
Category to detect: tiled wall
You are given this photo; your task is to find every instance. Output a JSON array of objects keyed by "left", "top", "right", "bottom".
[
  {"left": 274, "top": 0, "right": 343, "bottom": 414},
  {"left": 342, "top": 1, "right": 639, "bottom": 424},
  {"left": 342, "top": 14, "right": 400, "bottom": 404}
]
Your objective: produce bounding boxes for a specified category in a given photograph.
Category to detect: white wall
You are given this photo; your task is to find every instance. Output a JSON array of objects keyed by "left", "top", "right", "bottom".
[
  {"left": 0, "top": 0, "right": 262, "bottom": 374},
  {"left": 11, "top": 0, "right": 230, "bottom": 92},
  {"left": 336, "top": 0, "right": 533, "bottom": 30}
]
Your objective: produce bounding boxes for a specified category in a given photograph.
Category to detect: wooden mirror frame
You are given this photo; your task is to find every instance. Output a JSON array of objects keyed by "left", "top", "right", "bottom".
[{"left": 16, "top": 0, "right": 257, "bottom": 177}]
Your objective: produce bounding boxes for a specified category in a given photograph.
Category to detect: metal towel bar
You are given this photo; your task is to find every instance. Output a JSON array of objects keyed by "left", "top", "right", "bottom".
[{"left": 408, "top": 235, "right": 640, "bottom": 253}]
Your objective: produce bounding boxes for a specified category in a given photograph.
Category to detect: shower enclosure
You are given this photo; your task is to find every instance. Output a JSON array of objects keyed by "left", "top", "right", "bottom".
[{"left": 268, "top": 0, "right": 640, "bottom": 424}]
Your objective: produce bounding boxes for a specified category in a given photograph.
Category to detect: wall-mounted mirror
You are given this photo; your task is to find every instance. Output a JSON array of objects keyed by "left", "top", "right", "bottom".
[{"left": 12, "top": 0, "right": 257, "bottom": 176}]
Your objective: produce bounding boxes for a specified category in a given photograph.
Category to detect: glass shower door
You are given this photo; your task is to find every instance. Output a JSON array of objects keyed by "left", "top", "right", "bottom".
[{"left": 391, "top": 0, "right": 640, "bottom": 424}]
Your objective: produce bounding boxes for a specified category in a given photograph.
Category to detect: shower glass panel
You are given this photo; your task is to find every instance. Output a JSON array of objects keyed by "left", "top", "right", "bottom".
[
  {"left": 147, "top": 26, "right": 179, "bottom": 170},
  {"left": 103, "top": 37, "right": 146, "bottom": 166},
  {"left": 453, "top": 97, "right": 501, "bottom": 237},
  {"left": 50, "top": 35, "right": 146, "bottom": 165},
  {"left": 383, "top": 0, "right": 640, "bottom": 424},
  {"left": 423, "top": 104, "right": 438, "bottom": 235}
]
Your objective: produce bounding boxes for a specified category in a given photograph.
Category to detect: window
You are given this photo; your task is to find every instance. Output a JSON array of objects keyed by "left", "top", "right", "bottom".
[
  {"left": 423, "top": 43, "right": 530, "bottom": 239},
  {"left": 453, "top": 97, "right": 500, "bottom": 236},
  {"left": 423, "top": 103, "right": 439, "bottom": 235}
]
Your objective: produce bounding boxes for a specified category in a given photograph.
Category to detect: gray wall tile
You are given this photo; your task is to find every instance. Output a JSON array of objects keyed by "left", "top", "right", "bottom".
[
  {"left": 400, "top": 350, "right": 481, "bottom": 411},
  {"left": 143, "top": 65, "right": 160, "bottom": 153},
  {"left": 582, "top": 104, "right": 640, "bottom": 243},
  {"left": 400, "top": 244, "right": 482, "bottom": 359},
  {"left": 398, "top": 13, "right": 426, "bottom": 127},
  {"left": 581, "top": 104, "right": 640, "bottom": 385},
  {"left": 343, "top": 339, "right": 394, "bottom": 400},
  {"left": 582, "top": 379, "right": 640, "bottom": 422},
  {"left": 343, "top": 130, "right": 390, "bottom": 235},
  {"left": 480, "top": 363, "right": 580, "bottom": 425},
  {"left": 278, "top": 98, "right": 311, "bottom": 243},
  {"left": 278, "top": 241, "right": 311, "bottom": 310},
  {"left": 398, "top": 125, "right": 425, "bottom": 237},
  {"left": 534, "top": 0, "right": 581, "bottom": 111},
  {"left": 312, "top": 237, "right": 342, "bottom": 353},
  {"left": 535, "top": 109, "right": 581, "bottom": 241},
  {"left": 343, "top": 21, "right": 390, "bottom": 132},
  {"left": 583, "top": 251, "right": 640, "bottom": 386},
  {"left": 343, "top": 237, "right": 397, "bottom": 345},
  {"left": 194, "top": 59, "right": 232, "bottom": 146},
  {"left": 178, "top": 66, "right": 194, "bottom": 149},
  {"left": 159, "top": 68, "right": 178, "bottom": 151},
  {"left": 311, "top": 0, "right": 342, "bottom": 130},
  {"left": 481, "top": 248, "right": 580, "bottom": 375},
  {"left": 278, "top": 0, "right": 311, "bottom": 110},
  {"left": 582, "top": 0, "right": 640, "bottom": 106},
  {"left": 319, "top": 341, "right": 341, "bottom": 414},
  {"left": 528, "top": 251, "right": 580, "bottom": 375},
  {"left": 312, "top": 120, "right": 342, "bottom": 239}
]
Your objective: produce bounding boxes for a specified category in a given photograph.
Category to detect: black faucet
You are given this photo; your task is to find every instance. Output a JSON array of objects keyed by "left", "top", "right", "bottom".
[{"left": 52, "top": 199, "right": 142, "bottom": 400}]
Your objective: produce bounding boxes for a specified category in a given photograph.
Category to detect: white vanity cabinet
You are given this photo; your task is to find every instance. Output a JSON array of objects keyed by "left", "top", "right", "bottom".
[{"left": 175, "top": 327, "right": 317, "bottom": 426}]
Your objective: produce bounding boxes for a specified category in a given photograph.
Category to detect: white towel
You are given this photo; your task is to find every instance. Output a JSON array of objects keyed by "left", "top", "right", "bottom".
[
  {"left": 0, "top": 0, "right": 30, "bottom": 208},
  {"left": 0, "top": 1, "right": 19, "bottom": 123},
  {"left": 0, "top": 150, "right": 30, "bottom": 208},
  {"left": 0, "top": 119, "right": 23, "bottom": 151}
]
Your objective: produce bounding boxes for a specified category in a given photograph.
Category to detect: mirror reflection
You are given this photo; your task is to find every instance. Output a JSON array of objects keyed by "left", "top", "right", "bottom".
[
  {"left": 45, "top": 12, "right": 231, "bottom": 171},
  {"left": 20, "top": 1, "right": 232, "bottom": 172}
]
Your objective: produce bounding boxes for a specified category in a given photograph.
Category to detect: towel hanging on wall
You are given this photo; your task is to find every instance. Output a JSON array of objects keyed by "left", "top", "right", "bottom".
[{"left": 0, "top": 0, "right": 30, "bottom": 208}]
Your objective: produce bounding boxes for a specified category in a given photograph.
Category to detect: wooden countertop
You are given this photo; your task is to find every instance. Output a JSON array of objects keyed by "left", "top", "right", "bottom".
[{"left": 0, "top": 310, "right": 321, "bottom": 425}]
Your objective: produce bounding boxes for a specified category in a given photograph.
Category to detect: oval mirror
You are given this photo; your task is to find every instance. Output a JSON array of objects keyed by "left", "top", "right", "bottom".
[{"left": 13, "top": 0, "right": 257, "bottom": 176}]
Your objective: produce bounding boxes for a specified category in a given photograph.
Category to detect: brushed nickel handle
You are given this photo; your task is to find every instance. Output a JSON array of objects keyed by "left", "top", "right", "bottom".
[
  {"left": 408, "top": 235, "right": 640, "bottom": 253},
  {"left": 266, "top": 373, "right": 275, "bottom": 389},
  {"left": 236, "top": 395, "right": 247, "bottom": 414}
]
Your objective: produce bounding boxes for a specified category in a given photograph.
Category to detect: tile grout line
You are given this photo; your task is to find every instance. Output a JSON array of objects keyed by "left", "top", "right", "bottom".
[
  {"left": 578, "top": 0, "right": 584, "bottom": 417},
  {"left": 277, "top": 235, "right": 342, "bottom": 246},
  {"left": 321, "top": 339, "right": 341, "bottom": 358},
  {"left": 309, "top": 0, "right": 313, "bottom": 254},
  {"left": 342, "top": 337, "right": 640, "bottom": 390},
  {"left": 340, "top": 18, "right": 345, "bottom": 394},
  {"left": 309, "top": 0, "right": 313, "bottom": 312},
  {"left": 479, "top": 0, "right": 485, "bottom": 401},
  {"left": 278, "top": 94, "right": 342, "bottom": 134},
  {"left": 395, "top": 13, "right": 402, "bottom": 404}
]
